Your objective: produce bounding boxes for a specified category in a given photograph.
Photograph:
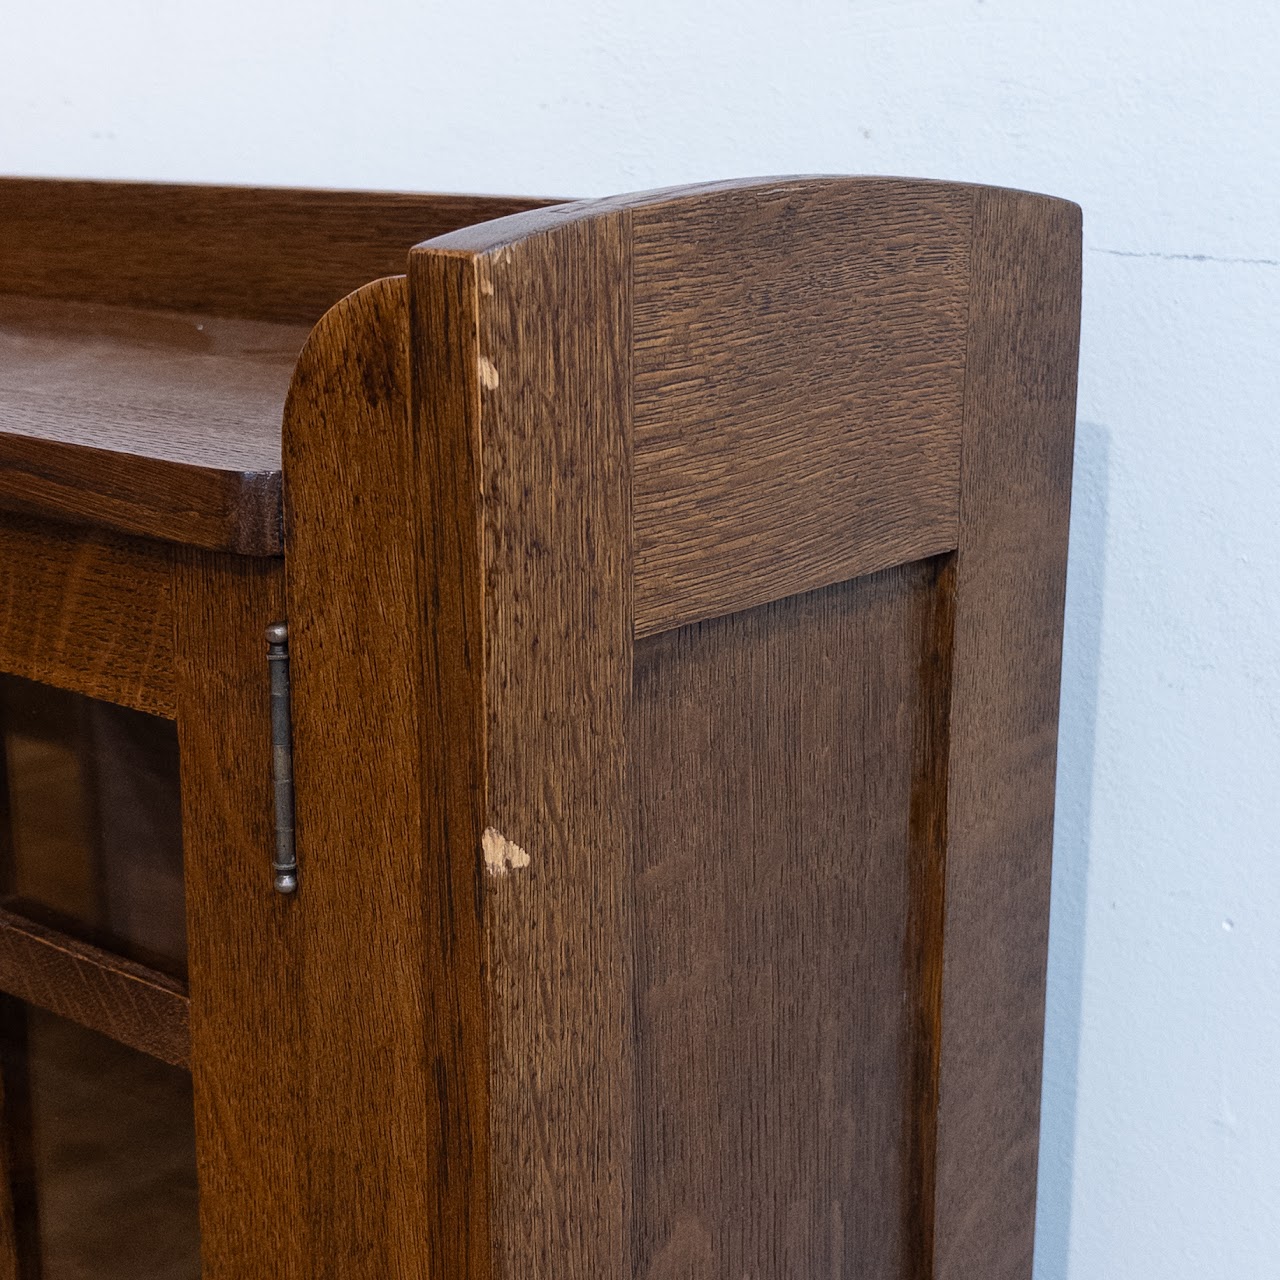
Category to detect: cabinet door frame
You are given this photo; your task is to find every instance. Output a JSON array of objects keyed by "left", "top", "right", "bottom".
[{"left": 0, "top": 512, "right": 303, "bottom": 1277}]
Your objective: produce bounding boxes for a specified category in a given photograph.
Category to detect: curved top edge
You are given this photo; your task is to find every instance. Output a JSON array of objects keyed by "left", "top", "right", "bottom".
[{"left": 412, "top": 173, "right": 1080, "bottom": 258}]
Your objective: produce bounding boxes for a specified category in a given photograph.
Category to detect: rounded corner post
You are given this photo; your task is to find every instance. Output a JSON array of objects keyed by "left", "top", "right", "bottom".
[{"left": 279, "top": 273, "right": 496, "bottom": 1276}]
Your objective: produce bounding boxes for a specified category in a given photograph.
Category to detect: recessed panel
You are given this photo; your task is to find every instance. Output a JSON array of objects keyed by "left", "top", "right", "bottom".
[{"left": 632, "top": 561, "right": 939, "bottom": 1278}]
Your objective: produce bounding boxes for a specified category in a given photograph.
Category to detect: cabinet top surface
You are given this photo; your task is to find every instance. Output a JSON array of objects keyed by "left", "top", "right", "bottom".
[
  {"left": 0, "top": 293, "right": 303, "bottom": 474},
  {"left": 0, "top": 177, "right": 559, "bottom": 555},
  {"left": 0, "top": 293, "right": 303, "bottom": 556},
  {"left": 0, "top": 174, "right": 1077, "bottom": 561}
]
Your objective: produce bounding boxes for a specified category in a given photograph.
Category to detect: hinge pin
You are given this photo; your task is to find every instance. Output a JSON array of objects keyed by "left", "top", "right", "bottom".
[{"left": 266, "top": 621, "right": 298, "bottom": 894}]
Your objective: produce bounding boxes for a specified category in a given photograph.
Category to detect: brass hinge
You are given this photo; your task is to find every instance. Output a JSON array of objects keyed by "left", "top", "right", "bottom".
[{"left": 265, "top": 622, "right": 298, "bottom": 894}]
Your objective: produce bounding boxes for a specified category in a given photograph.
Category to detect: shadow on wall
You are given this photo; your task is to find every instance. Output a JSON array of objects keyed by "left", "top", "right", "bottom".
[{"left": 1033, "top": 419, "right": 1110, "bottom": 1280}]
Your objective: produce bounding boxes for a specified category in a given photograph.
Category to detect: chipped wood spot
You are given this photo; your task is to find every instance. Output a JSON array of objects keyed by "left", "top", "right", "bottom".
[
  {"left": 478, "top": 355, "right": 500, "bottom": 390},
  {"left": 483, "top": 827, "right": 530, "bottom": 877}
]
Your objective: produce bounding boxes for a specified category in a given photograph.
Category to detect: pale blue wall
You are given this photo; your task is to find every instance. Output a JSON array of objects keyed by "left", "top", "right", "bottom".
[{"left": 4, "top": 3, "right": 1277, "bottom": 1274}]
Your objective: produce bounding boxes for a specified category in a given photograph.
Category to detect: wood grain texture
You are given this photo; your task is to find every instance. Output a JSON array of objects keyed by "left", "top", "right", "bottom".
[
  {"left": 172, "top": 548, "right": 304, "bottom": 1278},
  {"left": 0, "top": 294, "right": 307, "bottom": 554},
  {"left": 410, "top": 258, "right": 495, "bottom": 1280},
  {"left": 630, "top": 179, "right": 970, "bottom": 634},
  {"left": 0, "top": 515, "right": 173, "bottom": 717},
  {"left": 931, "top": 188, "right": 1082, "bottom": 1280},
  {"left": 0, "top": 173, "right": 1082, "bottom": 1276},
  {"left": 283, "top": 277, "right": 462, "bottom": 1278},
  {"left": 0, "top": 179, "right": 561, "bottom": 324},
  {"left": 0, "top": 907, "right": 188, "bottom": 1067},
  {"left": 411, "top": 210, "right": 636, "bottom": 1280},
  {"left": 423, "top": 176, "right": 970, "bottom": 637},
  {"left": 631, "top": 566, "right": 931, "bottom": 1280}
]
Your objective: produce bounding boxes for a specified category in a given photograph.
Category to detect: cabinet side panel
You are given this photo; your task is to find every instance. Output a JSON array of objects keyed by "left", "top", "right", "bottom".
[
  {"left": 933, "top": 190, "right": 1081, "bottom": 1280},
  {"left": 631, "top": 179, "right": 971, "bottom": 635},
  {"left": 631, "top": 563, "right": 936, "bottom": 1279}
]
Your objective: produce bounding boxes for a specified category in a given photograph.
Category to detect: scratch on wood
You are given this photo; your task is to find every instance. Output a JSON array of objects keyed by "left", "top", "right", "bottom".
[
  {"left": 483, "top": 827, "right": 530, "bottom": 877},
  {"left": 478, "top": 356, "right": 500, "bottom": 390}
]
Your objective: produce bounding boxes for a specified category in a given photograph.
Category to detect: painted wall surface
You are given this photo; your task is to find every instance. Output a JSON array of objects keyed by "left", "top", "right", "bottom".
[{"left": 3, "top": 2, "right": 1277, "bottom": 1275}]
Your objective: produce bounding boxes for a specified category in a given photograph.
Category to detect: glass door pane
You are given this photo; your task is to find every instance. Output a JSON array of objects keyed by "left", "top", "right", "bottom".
[
  {"left": 1, "top": 1000, "right": 201, "bottom": 1278},
  {"left": 0, "top": 675, "right": 187, "bottom": 978},
  {"left": 0, "top": 675, "right": 200, "bottom": 1275}
]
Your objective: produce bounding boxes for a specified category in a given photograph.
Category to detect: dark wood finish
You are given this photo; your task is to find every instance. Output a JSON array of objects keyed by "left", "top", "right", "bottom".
[
  {"left": 0, "top": 174, "right": 1078, "bottom": 1280},
  {"left": 410, "top": 258, "right": 495, "bottom": 1280},
  {"left": 0, "top": 908, "right": 188, "bottom": 1067},
  {"left": 282, "top": 278, "right": 447, "bottom": 1278},
  {"left": 0, "top": 295, "right": 307, "bottom": 554},
  {"left": 903, "top": 554, "right": 956, "bottom": 1279},
  {"left": 632, "top": 566, "right": 931, "bottom": 1278},
  {"left": 413, "top": 210, "right": 636, "bottom": 1279},
  {"left": 0, "top": 179, "right": 560, "bottom": 324},
  {"left": 0, "top": 999, "right": 33, "bottom": 1280},
  {"left": 0, "top": 515, "right": 173, "bottom": 717},
  {"left": 421, "top": 177, "right": 970, "bottom": 636},
  {"left": 0, "top": 737, "right": 38, "bottom": 1280},
  {"left": 630, "top": 178, "right": 968, "bottom": 634},
  {"left": 173, "top": 549, "right": 303, "bottom": 1278},
  {"left": 406, "top": 179, "right": 1078, "bottom": 1279},
  {"left": 0, "top": 179, "right": 560, "bottom": 555},
  {"left": 930, "top": 188, "right": 1081, "bottom": 1280}
]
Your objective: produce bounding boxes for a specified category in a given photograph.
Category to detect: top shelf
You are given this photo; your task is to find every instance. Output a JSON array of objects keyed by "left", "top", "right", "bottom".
[
  {"left": 0, "top": 178, "right": 558, "bottom": 554},
  {"left": 0, "top": 293, "right": 307, "bottom": 555}
]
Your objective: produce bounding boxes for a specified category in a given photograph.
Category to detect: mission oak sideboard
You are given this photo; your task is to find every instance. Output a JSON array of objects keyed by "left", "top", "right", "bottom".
[{"left": 0, "top": 175, "right": 1081, "bottom": 1279}]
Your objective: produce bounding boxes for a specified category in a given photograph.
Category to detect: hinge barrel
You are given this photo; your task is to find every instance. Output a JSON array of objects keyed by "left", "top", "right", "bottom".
[{"left": 266, "top": 621, "right": 298, "bottom": 894}]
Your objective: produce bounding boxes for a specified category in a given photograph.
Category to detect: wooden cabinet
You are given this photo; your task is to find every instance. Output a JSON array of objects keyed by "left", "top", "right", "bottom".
[{"left": 0, "top": 175, "right": 1081, "bottom": 1279}]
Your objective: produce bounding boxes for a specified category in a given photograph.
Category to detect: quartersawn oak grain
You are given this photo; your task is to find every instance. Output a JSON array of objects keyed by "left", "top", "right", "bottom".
[
  {"left": 0, "top": 179, "right": 561, "bottom": 324},
  {"left": 408, "top": 177, "right": 1079, "bottom": 1280},
  {"left": 410, "top": 255, "right": 496, "bottom": 1280},
  {"left": 630, "top": 178, "right": 970, "bottom": 634},
  {"left": 931, "top": 188, "right": 1082, "bottom": 1280},
  {"left": 632, "top": 566, "right": 930, "bottom": 1279},
  {"left": 173, "top": 548, "right": 306, "bottom": 1278},
  {"left": 283, "top": 277, "right": 466, "bottom": 1279},
  {"left": 0, "top": 179, "right": 562, "bottom": 554},
  {"left": 0, "top": 174, "right": 1079, "bottom": 1279},
  {"left": 0, "top": 294, "right": 307, "bottom": 554},
  {"left": 0, "top": 514, "right": 174, "bottom": 717},
  {"left": 414, "top": 209, "right": 636, "bottom": 1280},
  {"left": 0, "top": 907, "right": 188, "bottom": 1067},
  {"left": 421, "top": 176, "right": 970, "bottom": 637}
]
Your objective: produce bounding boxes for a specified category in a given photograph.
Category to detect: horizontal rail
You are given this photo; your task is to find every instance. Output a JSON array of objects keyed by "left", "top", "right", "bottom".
[{"left": 0, "top": 906, "right": 190, "bottom": 1067}]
